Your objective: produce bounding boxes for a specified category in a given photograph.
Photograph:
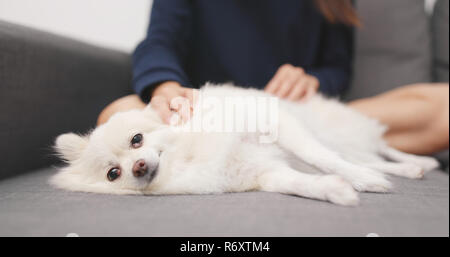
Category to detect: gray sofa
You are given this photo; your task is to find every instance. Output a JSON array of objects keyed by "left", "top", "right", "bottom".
[{"left": 0, "top": 0, "right": 448, "bottom": 236}]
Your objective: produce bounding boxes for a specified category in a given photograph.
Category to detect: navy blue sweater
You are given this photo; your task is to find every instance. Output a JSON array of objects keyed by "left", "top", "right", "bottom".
[{"left": 133, "top": 0, "right": 354, "bottom": 101}]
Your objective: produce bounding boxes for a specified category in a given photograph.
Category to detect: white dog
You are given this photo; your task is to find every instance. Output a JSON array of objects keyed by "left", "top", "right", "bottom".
[{"left": 51, "top": 84, "right": 439, "bottom": 206}]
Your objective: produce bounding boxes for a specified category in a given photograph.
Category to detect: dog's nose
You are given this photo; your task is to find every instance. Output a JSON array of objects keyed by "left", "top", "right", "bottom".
[{"left": 132, "top": 159, "right": 148, "bottom": 177}]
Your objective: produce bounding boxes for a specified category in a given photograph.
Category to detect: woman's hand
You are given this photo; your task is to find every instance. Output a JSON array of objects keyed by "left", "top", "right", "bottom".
[
  {"left": 265, "top": 64, "right": 320, "bottom": 101},
  {"left": 150, "top": 81, "right": 195, "bottom": 124}
]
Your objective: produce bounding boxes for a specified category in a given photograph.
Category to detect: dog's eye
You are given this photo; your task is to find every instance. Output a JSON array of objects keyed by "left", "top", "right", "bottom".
[
  {"left": 131, "top": 133, "right": 143, "bottom": 148},
  {"left": 107, "top": 167, "right": 121, "bottom": 182}
]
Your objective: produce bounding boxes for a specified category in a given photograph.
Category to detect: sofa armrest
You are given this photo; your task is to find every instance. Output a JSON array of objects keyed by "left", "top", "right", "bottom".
[{"left": 0, "top": 20, "right": 133, "bottom": 179}]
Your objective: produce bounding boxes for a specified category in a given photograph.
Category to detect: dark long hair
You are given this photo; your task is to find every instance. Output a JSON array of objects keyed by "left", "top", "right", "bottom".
[{"left": 314, "top": 0, "right": 361, "bottom": 26}]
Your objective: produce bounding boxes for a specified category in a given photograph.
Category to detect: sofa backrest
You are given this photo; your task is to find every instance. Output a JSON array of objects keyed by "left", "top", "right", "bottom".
[
  {"left": 432, "top": 0, "right": 449, "bottom": 83},
  {"left": 345, "top": 0, "right": 434, "bottom": 100},
  {"left": 0, "top": 21, "right": 132, "bottom": 180}
]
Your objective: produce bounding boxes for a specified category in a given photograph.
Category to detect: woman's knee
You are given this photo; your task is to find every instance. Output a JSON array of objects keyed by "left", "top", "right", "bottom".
[
  {"left": 97, "top": 95, "right": 146, "bottom": 126},
  {"left": 409, "top": 84, "right": 449, "bottom": 150},
  {"left": 435, "top": 87, "right": 449, "bottom": 144}
]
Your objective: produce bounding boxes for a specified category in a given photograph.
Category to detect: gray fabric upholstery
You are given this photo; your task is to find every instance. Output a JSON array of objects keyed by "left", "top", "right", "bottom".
[
  {"left": 0, "top": 21, "right": 133, "bottom": 180},
  {"left": 432, "top": 0, "right": 449, "bottom": 82},
  {"left": 346, "top": 0, "right": 432, "bottom": 100},
  {"left": 0, "top": 167, "right": 447, "bottom": 236},
  {"left": 435, "top": 150, "right": 449, "bottom": 171}
]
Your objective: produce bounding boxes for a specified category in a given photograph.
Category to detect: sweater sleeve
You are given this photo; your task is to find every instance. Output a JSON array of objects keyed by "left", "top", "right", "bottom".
[
  {"left": 132, "top": 0, "right": 193, "bottom": 102},
  {"left": 306, "top": 22, "right": 354, "bottom": 96}
]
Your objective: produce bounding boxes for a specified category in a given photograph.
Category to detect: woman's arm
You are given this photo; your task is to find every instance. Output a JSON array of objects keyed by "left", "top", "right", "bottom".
[{"left": 132, "top": 0, "right": 193, "bottom": 102}]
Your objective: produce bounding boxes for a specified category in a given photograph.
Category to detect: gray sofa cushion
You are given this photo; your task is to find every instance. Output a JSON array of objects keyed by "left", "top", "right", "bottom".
[
  {"left": 432, "top": 0, "right": 449, "bottom": 82},
  {"left": 346, "top": 0, "right": 432, "bottom": 100},
  {"left": 0, "top": 21, "right": 133, "bottom": 179},
  {"left": 0, "top": 167, "right": 447, "bottom": 236}
]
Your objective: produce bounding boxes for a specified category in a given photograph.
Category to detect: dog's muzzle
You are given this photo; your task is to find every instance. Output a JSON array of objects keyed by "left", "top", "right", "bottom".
[{"left": 132, "top": 159, "right": 158, "bottom": 178}]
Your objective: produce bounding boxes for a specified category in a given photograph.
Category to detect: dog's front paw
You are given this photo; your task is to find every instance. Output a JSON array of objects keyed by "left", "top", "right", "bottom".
[
  {"left": 349, "top": 171, "right": 392, "bottom": 193},
  {"left": 320, "top": 175, "right": 359, "bottom": 206},
  {"left": 396, "top": 164, "right": 425, "bottom": 179}
]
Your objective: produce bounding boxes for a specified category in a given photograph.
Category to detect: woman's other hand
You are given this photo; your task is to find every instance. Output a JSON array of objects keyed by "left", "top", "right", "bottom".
[
  {"left": 151, "top": 81, "right": 196, "bottom": 124},
  {"left": 265, "top": 64, "right": 319, "bottom": 101}
]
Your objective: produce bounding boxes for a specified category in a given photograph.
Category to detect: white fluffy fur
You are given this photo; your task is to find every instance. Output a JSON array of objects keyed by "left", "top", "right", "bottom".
[{"left": 51, "top": 84, "right": 440, "bottom": 206}]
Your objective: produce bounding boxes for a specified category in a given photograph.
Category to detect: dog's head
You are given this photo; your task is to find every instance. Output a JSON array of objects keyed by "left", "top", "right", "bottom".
[{"left": 51, "top": 106, "right": 170, "bottom": 194}]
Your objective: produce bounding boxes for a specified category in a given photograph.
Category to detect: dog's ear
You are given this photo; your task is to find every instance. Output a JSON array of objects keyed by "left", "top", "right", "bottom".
[{"left": 54, "top": 133, "right": 88, "bottom": 162}]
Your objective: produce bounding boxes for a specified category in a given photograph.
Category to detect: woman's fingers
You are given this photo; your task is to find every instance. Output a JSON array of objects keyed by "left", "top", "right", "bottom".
[
  {"left": 159, "top": 87, "right": 197, "bottom": 125},
  {"left": 184, "top": 88, "right": 199, "bottom": 118},
  {"left": 287, "top": 80, "right": 308, "bottom": 101},
  {"left": 274, "top": 68, "right": 305, "bottom": 98},
  {"left": 301, "top": 76, "right": 320, "bottom": 101},
  {"left": 183, "top": 88, "right": 199, "bottom": 109},
  {"left": 303, "top": 84, "right": 318, "bottom": 101},
  {"left": 150, "top": 82, "right": 199, "bottom": 125},
  {"left": 285, "top": 75, "right": 319, "bottom": 101},
  {"left": 150, "top": 95, "right": 173, "bottom": 124},
  {"left": 170, "top": 96, "right": 191, "bottom": 123},
  {"left": 265, "top": 64, "right": 314, "bottom": 100},
  {"left": 178, "top": 88, "right": 199, "bottom": 122},
  {"left": 183, "top": 88, "right": 194, "bottom": 104},
  {"left": 265, "top": 64, "right": 292, "bottom": 94}
]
